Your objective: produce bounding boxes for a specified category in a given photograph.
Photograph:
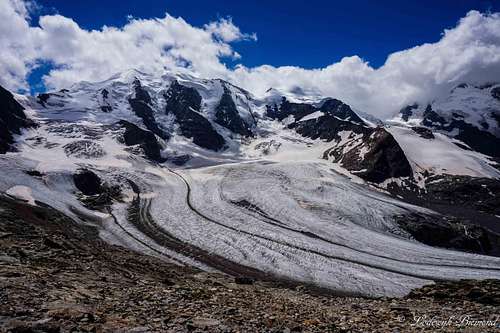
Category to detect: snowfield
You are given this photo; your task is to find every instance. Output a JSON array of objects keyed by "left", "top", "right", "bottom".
[{"left": 387, "top": 125, "right": 500, "bottom": 178}]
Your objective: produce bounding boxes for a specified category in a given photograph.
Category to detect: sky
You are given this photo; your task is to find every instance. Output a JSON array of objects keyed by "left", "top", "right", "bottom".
[
  {"left": 32, "top": 0, "right": 498, "bottom": 69},
  {"left": 1, "top": 0, "right": 500, "bottom": 118}
]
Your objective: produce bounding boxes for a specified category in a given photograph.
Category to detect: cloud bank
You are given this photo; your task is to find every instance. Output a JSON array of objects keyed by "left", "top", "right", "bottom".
[{"left": 1, "top": 0, "right": 500, "bottom": 118}]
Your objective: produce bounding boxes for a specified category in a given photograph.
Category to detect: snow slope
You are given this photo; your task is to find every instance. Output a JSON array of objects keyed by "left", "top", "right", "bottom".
[
  {"left": 391, "top": 84, "right": 500, "bottom": 135},
  {"left": 387, "top": 125, "right": 500, "bottom": 178}
]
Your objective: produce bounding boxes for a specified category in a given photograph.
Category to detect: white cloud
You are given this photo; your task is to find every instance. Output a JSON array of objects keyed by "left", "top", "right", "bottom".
[
  {"left": 0, "top": 0, "right": 499, "bottom": 119},
  {"left": 0, "top": 0, "right": 252, "bottom": 89},
  {"left": 229, "top": 10, "right": 500, "bottom": 118},
  {"left": 205, "top": 17, "right": 257, "bottom": 42},
  {"left": 0, "top": 0, "right": 40, "bottom": 90}
]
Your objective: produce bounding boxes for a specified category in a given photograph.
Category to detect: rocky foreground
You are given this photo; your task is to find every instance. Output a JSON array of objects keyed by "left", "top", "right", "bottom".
[{"left": 0, "top": 196, "right": 499, "bottom": 333}]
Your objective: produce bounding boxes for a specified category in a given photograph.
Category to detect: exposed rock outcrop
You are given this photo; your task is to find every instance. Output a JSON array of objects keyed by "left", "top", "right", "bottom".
[
  {"left": 287, "top": 103, "right": 411, "bottom": 183},
  {"left": 0, "top": 85, "right": 34, "bottom": 153},
  {"left": 266, "top": 97, "right": 316, "bottom": 121},
  {"left": 319, "top": 98, "right": 364, "bottom": 123},
  {"left": 399, "top": 104, "right": 419, "bottom": 121},
  {"left": 165, "top": 81, "right": 225, "bottom": 151},
  {"left": 421, "top": 105, "right": 500, "bottom": 157},
  {"left": 386, "top": 174, "right": 500, "bottom": 250},
  {"left": 214, "top": 86, "right": 253, "bottom": 137},
  {"left": 491, "top": 86, "right": 500, "bottom": 101},
  {"left": 289, "top": 113, "right": 368, "bottom": 141},
  {"left": 394, "top": 213, "right": 500, "bottom": 256},
  {"left": 425, "top": 175, "right": 500, "bottom": 216},
  {"left": 128, "top": 79, "right": 169, "bottom": 139},
  {"left": 411, "top": 126, "right": 434, "bottom": 139},
  {"left": 267, "top": 97, "right": 365, "bottom": 125},
  {"left": 100, "top": 88, "right": 112, "bottom": 112},
  {"left": 116, "top": 120, "right": 165, "bottom": 162},
  {"left": 451, "top": 121, "right": 500, "bottom": 157},
  {"left": 73, "top": 169, "right": 103, "bottom": 195},
  {"left": 398, "top": 93, "right": 500, "bottom": 158},
  {"left": 73, "top": 168, "right": 122, "bottom": 210},
  {"left": 325, "top": 127, "right": 413, "bottom": 183}
]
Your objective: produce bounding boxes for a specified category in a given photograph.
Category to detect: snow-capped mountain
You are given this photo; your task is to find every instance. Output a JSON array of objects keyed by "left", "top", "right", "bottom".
[
  {"left": 1, "top": 70, "right": 500, "bottom": 297},
  {"left": 393, "top": 83, "right": 500, "bottom": 158}
]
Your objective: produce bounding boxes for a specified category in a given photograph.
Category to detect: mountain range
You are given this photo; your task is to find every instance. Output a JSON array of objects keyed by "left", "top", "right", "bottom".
[{"left": 1, "top": 69, "right": 500, "bottom": 297}]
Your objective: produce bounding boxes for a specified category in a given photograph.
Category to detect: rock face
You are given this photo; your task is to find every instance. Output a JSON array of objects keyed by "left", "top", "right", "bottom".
[
  {"left": 424, "top": 175, "right": 500, "bottom": 216},
  {"left": 285, "top": 99, "right": 412, "bottom": 183},
  {"left": 492, "top": 86, "right": 500, "bottom": 101},
  {"left": 0, "top": 85, "right": 34, "bottom": 153},
  {"left": 266, "top": 97, "right": 316, "bottom": 121},
  {"left": 452, "top": 121, "right": 500, "bottom": 157},
  {"left": 386, "top": 174, "right": 500, "bottom": 252},
  {"left": 165, "top": 81, "right": 225, "bottom": 151},
  {"left": 117, "top": 120, "right": 165, "bottom": 162},
  {"left": 327, "top": 127, "right": 413, "bottom": 183},
  {"left": 73, "top": 169, "right": 103, "bottom": 195},
  {"left": 128, "top": 79, "right": 169, "bottom": 140},
  {"left": 289, "top": 113, "right": 368, "bottom": 141},
  {"left": 319, "top": 98, "right": 364, "bottom": 123},
  {"left": 395, "top": 213, "right": 500, "bottom": 256},
  {"left": 399, "top": 104, "right": 419, "bottom": 121},
  {"left": 73, "top": 168, "right": 122, "bottom": 210},
  {"left": 422, "top": 104, "right": 500, "bottom": 157},
  {"left": 267, "top": 97, "right": 365, "bottom": 124},
  {"left": 100, "top": 89, "right": 112, "bottom": 112},
  {"left": 214, "top": 86, "right": 253, "bottom": 137},
  {"left": 411, "top": 126, "right": 435, "bottom": 139},
  {"left": 398, "top": 85, "right": 500, "bottom": 158}
]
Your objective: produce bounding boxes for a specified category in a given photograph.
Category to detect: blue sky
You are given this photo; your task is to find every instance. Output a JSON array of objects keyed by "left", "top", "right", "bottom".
[
  {"left": 3, "top": 0, "right": 500, "bottom": 117},
  {"left": 34, "top": 0, "right": 497, "bottom": 69}
]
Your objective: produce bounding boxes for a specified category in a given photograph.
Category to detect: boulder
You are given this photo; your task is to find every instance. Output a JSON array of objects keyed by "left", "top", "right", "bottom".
[{"left": 234, "top": 276, "right": 255, "bottom": 285}]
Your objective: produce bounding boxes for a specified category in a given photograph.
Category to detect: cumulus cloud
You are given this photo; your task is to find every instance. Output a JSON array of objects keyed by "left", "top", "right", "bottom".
[
  {"left": 1, "top": 0, "right": 499, "bottom": 118},
  {"left": 205, "top": 17, "right": 257, "bottom": 42},
  {"left": 0, "top": 0, "right": 252, "bottom": 89},
  {"left": 228, "top": 10, "right": 500, "bottom": 117}
]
